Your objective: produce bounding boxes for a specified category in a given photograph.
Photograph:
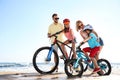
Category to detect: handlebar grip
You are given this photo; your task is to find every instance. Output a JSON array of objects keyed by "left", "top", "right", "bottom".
[{"left": 80, "top": 42, "right": 84, "bottom": 45}]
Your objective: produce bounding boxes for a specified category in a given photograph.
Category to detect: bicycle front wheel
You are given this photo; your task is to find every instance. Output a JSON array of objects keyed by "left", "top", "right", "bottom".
[
  {"left": 64, "top": 59, "right": 84, "bottom": 77},
  {"left": 33, "top": 46, "right": 59, "bottom": 74}
]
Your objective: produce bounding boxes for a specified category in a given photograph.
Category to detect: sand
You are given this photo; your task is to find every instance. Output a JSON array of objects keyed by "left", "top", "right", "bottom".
[{"left": 0, "top": 69, "right": 120, "bottom": 80}]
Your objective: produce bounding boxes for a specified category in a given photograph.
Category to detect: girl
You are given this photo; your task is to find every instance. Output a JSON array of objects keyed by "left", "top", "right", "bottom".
[{"left": 61, "top": 18, "right": 76, "bottom": 59}]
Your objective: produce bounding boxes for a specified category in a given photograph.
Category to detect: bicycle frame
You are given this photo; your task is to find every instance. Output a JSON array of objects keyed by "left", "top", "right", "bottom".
[
  {"left": 46, "top": 35, "right": 74, "bottom": 61},
  {"left": 74, "top": 46, "right": 94, "bottom": 69}
]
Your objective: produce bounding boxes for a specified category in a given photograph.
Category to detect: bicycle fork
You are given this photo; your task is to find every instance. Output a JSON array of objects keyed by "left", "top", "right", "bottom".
[{"left": 73, "top": 57, "right": 81, "bottom": 69}]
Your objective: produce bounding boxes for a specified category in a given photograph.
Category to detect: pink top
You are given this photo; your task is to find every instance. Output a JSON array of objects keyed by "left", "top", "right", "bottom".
[{"left": 64, "top": 29, "right": 75, "bottom": 41}]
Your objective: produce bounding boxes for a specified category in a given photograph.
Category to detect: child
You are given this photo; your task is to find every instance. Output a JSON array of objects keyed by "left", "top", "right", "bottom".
[
  {"left": 80, "top": 25, "right": 101, "bottom": 74},
  {"left": 61, "top": 18, "right": 76, "bottom": 59}
]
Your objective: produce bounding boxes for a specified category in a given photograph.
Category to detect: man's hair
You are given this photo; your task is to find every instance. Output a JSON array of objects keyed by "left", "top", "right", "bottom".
[{"left": 52, "top": 13, "right": 57, "bottom": 18}]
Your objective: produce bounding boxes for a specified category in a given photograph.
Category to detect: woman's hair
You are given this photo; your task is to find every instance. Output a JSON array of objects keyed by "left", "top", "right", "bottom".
[{"left": 76, "top": 20, "right": 84, "bottom": 31}]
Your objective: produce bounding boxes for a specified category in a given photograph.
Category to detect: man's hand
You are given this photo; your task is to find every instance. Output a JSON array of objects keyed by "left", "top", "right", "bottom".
[{"left": 48, "top": 33, "right": 51, "bottom": 38}]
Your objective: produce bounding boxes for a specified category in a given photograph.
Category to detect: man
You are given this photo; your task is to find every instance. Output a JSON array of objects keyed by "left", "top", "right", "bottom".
[{"left": 47, "top": 13, "right": 64, "bottom": 72}]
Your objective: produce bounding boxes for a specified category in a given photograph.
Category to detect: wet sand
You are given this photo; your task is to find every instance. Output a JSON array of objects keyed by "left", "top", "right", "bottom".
[{"left": 0, "top": 69, "right": 120, "bottom": 80}]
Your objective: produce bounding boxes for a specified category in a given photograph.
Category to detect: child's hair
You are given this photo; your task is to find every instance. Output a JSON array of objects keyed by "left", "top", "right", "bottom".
[{"left": 64, "top": 27, "right": 70, "bottom": 33}]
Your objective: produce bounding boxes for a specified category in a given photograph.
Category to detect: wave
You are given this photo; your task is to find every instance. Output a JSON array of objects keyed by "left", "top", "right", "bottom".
[
  {"left": 0, "top": 63, "right": 28, "bottom": 68},
  {"left": 0, "top": 62, "right": 120, "bottom": 68}
]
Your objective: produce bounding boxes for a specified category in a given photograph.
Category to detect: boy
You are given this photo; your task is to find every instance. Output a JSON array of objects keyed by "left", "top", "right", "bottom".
[{"left": 80, "top": 25, "right": 101, "bottom": 74}]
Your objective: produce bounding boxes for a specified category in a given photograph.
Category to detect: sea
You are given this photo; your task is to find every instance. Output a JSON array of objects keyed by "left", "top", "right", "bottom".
[
  {"left": 0, "top": 62, "right": 120, "bottom": 73},
  {"left": 0, "top": 62, "right": 65, "bottom": 73}
]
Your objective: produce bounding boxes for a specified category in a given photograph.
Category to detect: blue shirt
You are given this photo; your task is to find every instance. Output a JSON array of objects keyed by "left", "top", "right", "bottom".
[{"left": 87, "top": 33, "right": 100, "bottom": 48}]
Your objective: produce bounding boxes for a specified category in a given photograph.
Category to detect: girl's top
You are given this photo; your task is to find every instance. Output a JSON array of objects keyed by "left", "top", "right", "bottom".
[{"left": 64, "top": 28, "right": 75, "bottom": 41}]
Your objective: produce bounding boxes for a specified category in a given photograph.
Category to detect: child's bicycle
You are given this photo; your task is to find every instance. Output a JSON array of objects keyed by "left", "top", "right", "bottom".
[
  {"left": 32, "top": 30, "right": 84, "bottom": 77},
  {"left": 65, "top": 43, "right": 111, "bottom": 77}
]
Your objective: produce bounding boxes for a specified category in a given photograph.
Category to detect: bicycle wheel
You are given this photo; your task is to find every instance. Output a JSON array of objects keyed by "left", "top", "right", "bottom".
[
  {"left": 64, "top": 59, "right": 84, "bottom": 77},
  {"left": 33, "top": 46, "right": 59, "bottom": 74},
  {"left": 97, "top": 59, "right": 111, "bottom": 75},
  {"left": 80, "top": 59, "right": 89, "bottom": 72},
  {"left": 82, "top": 63, "right": 88, "bottom": 72}
]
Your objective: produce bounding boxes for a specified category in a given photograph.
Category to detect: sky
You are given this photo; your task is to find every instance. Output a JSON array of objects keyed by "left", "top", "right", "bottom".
[{"left": 0, "top": 0, "right": 120, "bottom": 63}]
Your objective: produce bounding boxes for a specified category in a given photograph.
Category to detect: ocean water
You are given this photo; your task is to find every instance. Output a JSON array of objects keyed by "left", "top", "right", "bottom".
[
  {"left": 0, "top": 62, "right": 120, "bottom": 73},
  {"left": 0, "top": 62, "right": 65, "bottom": 73}
]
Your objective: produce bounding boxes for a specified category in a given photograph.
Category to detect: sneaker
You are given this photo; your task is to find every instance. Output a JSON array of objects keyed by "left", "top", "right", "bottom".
[{"left": 92, "top": 68, "right": 101, "bottom": 74}]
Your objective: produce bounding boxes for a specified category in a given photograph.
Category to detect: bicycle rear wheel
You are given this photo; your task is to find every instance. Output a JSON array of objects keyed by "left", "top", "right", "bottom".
[
  {"left": 33, "top": 46, "right": 59, "bottom": 74},
  {"left": 97, "top": 59, "right": 111, "bottom": 75}
]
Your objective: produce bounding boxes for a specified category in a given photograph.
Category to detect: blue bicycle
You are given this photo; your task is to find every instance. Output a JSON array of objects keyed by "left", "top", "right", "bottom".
[{"left": 65, "top": 43, "right": 111, "bottom": 77}]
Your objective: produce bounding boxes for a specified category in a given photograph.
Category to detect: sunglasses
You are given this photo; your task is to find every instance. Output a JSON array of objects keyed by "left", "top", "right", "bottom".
[{"left": 54, "top": 18, "right": 59, "bottom": 20}]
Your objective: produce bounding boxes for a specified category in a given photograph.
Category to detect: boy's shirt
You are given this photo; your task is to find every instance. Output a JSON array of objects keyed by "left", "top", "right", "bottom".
[{"left": 88, "top": 33, "right": 100, "bottom": 48}]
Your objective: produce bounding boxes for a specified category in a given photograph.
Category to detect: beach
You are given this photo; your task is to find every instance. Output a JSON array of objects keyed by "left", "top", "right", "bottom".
[
  {"left": 0, "top": 70, "right": 120, "bottom": 80},
  {"left": 0, "top": 63, "right": 120, "bottom": 80}
]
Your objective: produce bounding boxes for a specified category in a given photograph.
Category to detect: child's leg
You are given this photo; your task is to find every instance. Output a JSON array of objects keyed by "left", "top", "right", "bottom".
[
  {"left": 91, "top": 57, "right": 99, "bottom": 68},
  {"left": 72, "top": 42, "right": 76, "bottom": 59},
  {"left": 90, "top": 47, "right": 101, "bottom": 73},
  {"left": 61, "top": 40, "right": 69, "bottom": 59},
  {"left": 95, "top": 46, "right": 103, "bottom": 61},
  {"left": 82, "top": 47, "right": 91, "bottom": 59}
]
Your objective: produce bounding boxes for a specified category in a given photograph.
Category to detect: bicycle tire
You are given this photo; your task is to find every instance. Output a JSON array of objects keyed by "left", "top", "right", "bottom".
[
  {"left": 97, "top": 59, "right": 111, "bottom": 75},
  {"left": 64, "top": 59, "right": 84, "bottom": 77},
  {"left": 83, "top": 63, "right": 88, "bottom": 72},
  {"left": 79, "top": 59, "right": 88, "bottom": 72},
  {"left": 33, "top": 46, "right": 59, "bottom": 74}
]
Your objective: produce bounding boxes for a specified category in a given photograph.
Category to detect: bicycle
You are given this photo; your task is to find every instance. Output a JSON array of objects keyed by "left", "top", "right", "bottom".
[
  {"left": 32, "top": 30, "right": 84, "bottom": 76},
  {"left": 65, "top": 43, "right": 111, "bottom": 77}
]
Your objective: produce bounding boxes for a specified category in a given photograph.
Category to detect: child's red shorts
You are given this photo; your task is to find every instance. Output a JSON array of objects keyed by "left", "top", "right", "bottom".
[{"left": 82, "top": 46, "right": 100, "bottom": 57}]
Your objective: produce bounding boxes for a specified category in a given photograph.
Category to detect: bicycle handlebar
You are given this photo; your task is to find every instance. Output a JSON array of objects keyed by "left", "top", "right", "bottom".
[
  {"left": 76, "top": 42, "right": 85, "bottom": 49},
  {"left": 49, "top": 29, "right": 64, "bottom": 37}
]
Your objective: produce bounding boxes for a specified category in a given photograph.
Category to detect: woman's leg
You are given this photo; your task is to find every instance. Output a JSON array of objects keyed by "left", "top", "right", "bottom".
[{"left": 95, "top": 46, "right": 103, "bottom": 61}]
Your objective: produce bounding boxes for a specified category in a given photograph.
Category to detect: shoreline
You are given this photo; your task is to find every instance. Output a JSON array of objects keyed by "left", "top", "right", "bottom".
[{"left": 0, "top": 63, "right": 120, "bottom": 80}]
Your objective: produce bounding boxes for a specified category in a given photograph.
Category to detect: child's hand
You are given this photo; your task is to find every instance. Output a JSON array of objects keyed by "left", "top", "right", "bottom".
[{"left": 80, "top": 41, "right": 85, "bottom": 45}]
